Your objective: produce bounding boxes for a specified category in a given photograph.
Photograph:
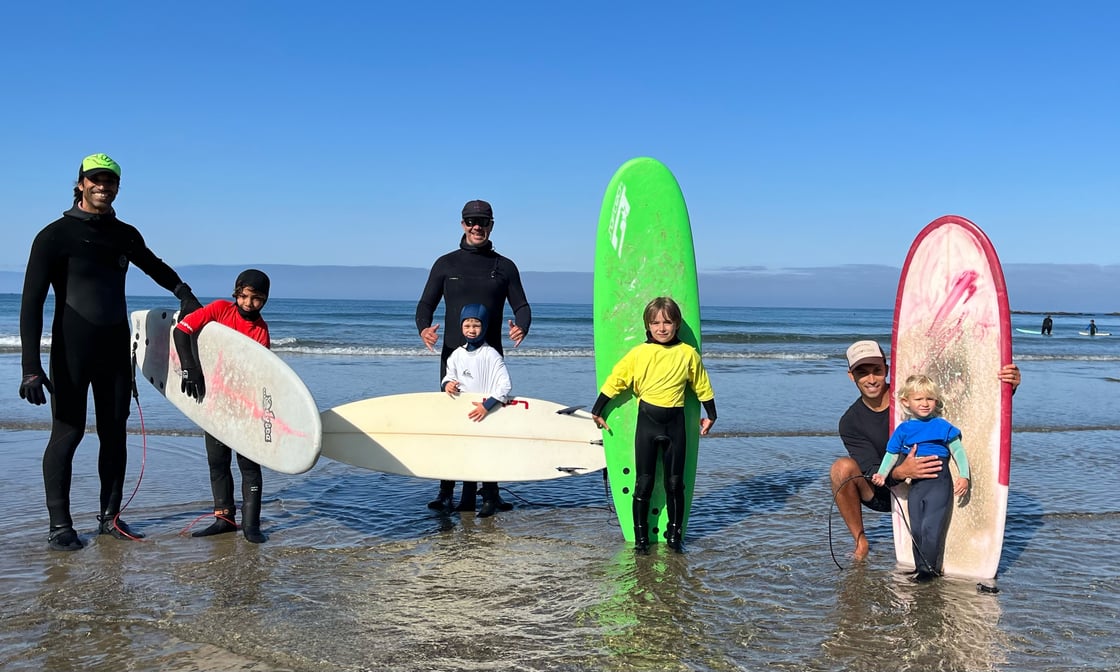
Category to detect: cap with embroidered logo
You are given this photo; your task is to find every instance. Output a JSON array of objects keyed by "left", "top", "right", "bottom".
[
  {"left": 846, "top": 340, "right": 885, "bottom": 370},
  {"left": 79, "top": 153, "right": 121, "bottom": 179}
]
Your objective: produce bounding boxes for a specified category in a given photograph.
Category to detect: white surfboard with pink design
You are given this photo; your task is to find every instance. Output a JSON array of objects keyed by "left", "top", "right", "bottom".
[
  {"left": 890, "top": 215, "right": 1012, "bottom": 581},
  {"left": 131, "top": 309, "right": 321, "bottom": 474}
]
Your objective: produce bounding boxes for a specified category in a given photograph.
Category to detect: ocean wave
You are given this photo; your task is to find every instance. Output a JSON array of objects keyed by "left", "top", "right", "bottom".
[
  {"left": 273, "top": 345, "right": 434, "bottom": 357},
  {"left": 703, "top": 351, "right": 831, "bottom": 360},
  {"left": 0, "top": 336, "right": 50, "bottom": 351},
  {"left": 268, "top": 345, "right": 838, "bottom": 360},
  {"left": 4, "top": 339, "right": 1118, "bottom": 365},
  {"left": 682, "top": 424, "right": 1120, "bottom": 438},
  {"left": 1011, "top": 354, "right": 1120, "bottom": 362},
  {"left": 706, "top": 332, "right": 892, "bottom": 345},
  {"left": 5, "top": 421, "right": 1116, "bottom": 436},
  {"left": 0, "top": 421, "right": 203, "bottom": 436}
]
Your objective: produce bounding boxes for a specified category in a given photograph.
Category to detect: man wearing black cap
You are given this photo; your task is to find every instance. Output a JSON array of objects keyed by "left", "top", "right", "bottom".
[
  {"left": 416, "top": 199, "right": 532, "bottom": 517},
  {"left": 19, "top": 153, "right": 204, "bottom": 551}
]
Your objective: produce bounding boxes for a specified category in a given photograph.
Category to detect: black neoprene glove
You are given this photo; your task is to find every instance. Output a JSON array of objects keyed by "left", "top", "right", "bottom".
[
  {"left": 181, "top": 367, "right": 206, "bottom": 401},
  {"left": 172, "top": 327, "right": 205, "bottom": 401},
  {"left": 19, "top": 366, "right": 53, "bottom": 405},
  {"left": 173, "top": 282, "right": 203, "bottom": 318}
]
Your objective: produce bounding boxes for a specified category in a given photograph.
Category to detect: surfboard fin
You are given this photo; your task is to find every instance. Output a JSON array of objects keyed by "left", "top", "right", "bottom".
[
  {"left": 555, "top": 405, "right": 584, "bottom": 415},
  {"left": 556, "top": 466, "right": 584, "bottom": 474}
]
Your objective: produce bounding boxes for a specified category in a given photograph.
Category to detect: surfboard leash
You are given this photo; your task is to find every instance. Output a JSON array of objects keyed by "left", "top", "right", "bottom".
[
  {"left": 827, "top": 474, "right": 867, "bottom": 570},
  {"left": 494, "top": 469, "right": 615, "bottom": 512},
  {"left": 884, "top": 485, "right": 1002, "bottom": 592},
  {"left": 178, "top": 511, "right": 238, "bottom": 537},
  {"left": 602, "top": 468, "right": 615, "bottom": 515},
  {"left": 111, "top": 344, "right": 150, "bottom": 543},
  {"left": 827, "top": 473, "right": 940, "bottom": 578}
]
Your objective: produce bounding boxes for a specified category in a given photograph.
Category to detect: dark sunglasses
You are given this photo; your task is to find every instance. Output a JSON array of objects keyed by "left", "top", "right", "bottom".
[
  {"left": 464, "top": 217, "right": 493, "bottom": 229},
  {"left": 85, "top": 173, "right": 120, "bottom": 185}
]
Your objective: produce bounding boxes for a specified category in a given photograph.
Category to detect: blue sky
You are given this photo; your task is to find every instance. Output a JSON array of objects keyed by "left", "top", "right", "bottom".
[{"left": 3, "top": 2, "right": 1116, "bottom": 283}]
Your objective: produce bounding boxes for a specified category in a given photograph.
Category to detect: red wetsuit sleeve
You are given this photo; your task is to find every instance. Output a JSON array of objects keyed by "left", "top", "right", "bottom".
[{"left": 176, "top": 300, "right": 225, "bottom": 335}]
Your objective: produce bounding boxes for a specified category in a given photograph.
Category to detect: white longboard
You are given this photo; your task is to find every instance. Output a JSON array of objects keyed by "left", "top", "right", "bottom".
[
  {"left": 320, "top": 392, "right": 605, "bottom": 481},
  {"left": 131, "top": 309, "right": 322, "bottom": 474}
]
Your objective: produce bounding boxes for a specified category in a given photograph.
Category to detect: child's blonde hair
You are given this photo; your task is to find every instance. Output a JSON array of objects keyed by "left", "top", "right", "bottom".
[{"left": 898, "top": 374, "right": 945, "bottom": 418}]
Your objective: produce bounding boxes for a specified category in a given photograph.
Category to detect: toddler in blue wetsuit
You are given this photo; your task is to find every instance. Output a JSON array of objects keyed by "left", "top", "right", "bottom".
[{"left": 872, "top": 374, "right": 969, "bottom": 579}]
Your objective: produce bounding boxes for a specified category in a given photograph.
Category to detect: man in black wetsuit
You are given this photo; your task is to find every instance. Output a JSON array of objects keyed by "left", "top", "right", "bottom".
[
  {"left": 415, "top": 199, "right": 531, "bottom": 518},
  {"left": 19, "top": 153, "right": 203, "bottom": 552}
]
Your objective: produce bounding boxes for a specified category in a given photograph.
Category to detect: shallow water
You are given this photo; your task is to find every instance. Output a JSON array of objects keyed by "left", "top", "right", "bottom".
[
  {"left": 1, "top": 423, "right": 1118, "bottom": 671},
  {"left": 2, "top": 299, "right": 1118, "bottom": 670}
]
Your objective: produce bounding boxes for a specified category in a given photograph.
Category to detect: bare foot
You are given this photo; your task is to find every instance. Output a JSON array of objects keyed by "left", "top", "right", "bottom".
[{"left": 854, "top": 531, "right": 869, "bottom": 561}]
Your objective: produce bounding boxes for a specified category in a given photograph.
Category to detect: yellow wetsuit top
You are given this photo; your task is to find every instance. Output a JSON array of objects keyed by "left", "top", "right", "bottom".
[{"left": 599, "top": 341, "right": 715, "bottom": 408}]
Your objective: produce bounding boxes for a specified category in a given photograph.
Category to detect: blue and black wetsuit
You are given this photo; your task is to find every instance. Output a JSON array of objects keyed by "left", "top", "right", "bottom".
[
  {"left": 416, "top": 236, "right": 531, "bottom": 506},
  {"left": 20, "top": 206, "right": 192, "bottom": 532},
  {"left": 879, "top": 416, "right": 969, "bottom": 575}
]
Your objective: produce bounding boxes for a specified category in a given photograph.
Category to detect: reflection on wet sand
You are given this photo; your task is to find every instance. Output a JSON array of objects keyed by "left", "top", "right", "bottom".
[
  {"left": 580, "top": 548, "right": 734, "bottom": 671},
  {"left": 0, "top": 428, "right": 1117, "bottom": 671},
  {"left": 823, "top": 566, "right": 1006, "bottom": 671}
]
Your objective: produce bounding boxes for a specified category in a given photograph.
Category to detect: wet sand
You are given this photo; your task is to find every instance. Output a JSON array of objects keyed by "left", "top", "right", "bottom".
[{"left": 1, "top": 427, "right": 1118, "bottom": 671}]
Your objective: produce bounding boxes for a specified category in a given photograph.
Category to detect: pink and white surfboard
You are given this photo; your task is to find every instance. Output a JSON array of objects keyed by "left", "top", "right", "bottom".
[{"left": 890, "top": 215, "right": 1012, "bottom": 581}]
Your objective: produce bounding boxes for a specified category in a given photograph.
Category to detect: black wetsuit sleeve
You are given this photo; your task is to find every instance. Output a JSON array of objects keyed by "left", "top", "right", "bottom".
[
  {"left": 702, "top": 399, "right": 717, "bottom": 422},
  {"left": 504, "top": 260, "right": 531, "bottom": 335},
  {"left": 19, "top": 228, "right": 53, "bottom": 372},
  {"left": 415, "top": 260, "right": 446, "bottom": 333},
  {"left": 591, "top": 392, "right": 612, "bottom": 418},
  {"left": 125, "top": 227, "right": 185, "bottom": 293},
  {"left": 172, "top": 328, "right": 199, "bottom": 370}
]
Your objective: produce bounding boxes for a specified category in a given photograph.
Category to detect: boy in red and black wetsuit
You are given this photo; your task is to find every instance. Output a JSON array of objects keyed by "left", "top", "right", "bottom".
[{"left": 173, "top": 269, "right": 272, "bottom": 543}]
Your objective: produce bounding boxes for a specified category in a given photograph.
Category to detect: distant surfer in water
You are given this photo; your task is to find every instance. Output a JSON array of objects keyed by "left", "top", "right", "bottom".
[
  {"left": 1087, "top": 319, "right": 1098, "bottom": 336},
  {"left": 871, "top": 374, "right": 969, "bottom": 581},
  {"left": 173, "top": 269, "right": 272, "bottom": 543},
  {"left": 829, "top": 340, "right": 1020, "bottom": 561},
  {"left": 591, "top": 297, "right": 717, "bottom": 554},
  {"left": 436, "top": 304, "right": 514, "bottom": 516},
  {"left": 18, "top": 153, "right": 203, "bottom": 552},
  {"left": 1041, "top": 315, "right": 1053, "bottom": 335},
  {"left": 416, "top": 199, "right": 531, "bottom": 516}
]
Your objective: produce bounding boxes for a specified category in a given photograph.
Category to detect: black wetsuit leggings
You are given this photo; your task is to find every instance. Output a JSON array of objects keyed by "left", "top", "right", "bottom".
[
  {"left": 633, "top": 401, "right": 687, "bottom": 527},
  {"left": 43, "top": 313, "right": 132, "bottom": 529},
  {"left": 907, "top": 464, "right": 953, "bottom": 574},
  {"left": 203, "top": 434, "right": 263, "bottom": 510}
]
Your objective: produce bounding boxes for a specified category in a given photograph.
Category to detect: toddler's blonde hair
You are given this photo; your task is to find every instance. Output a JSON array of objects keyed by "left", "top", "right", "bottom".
[{"left": 898, "top": 374, "right": 945, "bottom": 418}]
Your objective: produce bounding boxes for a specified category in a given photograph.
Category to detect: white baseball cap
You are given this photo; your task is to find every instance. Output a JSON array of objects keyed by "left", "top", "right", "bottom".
[{"left": 846, "top": 340, "right": 885, "bottom": 370}]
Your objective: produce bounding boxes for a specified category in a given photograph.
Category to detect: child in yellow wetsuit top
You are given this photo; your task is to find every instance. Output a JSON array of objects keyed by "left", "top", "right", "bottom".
[{"left": 591, "top": 296, "right": 716, "bottom": 553}]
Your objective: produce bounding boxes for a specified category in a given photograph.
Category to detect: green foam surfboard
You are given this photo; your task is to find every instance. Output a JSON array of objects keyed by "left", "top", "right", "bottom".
[{"left": 593, "top": 157, "right": 701, "bottom": 544}]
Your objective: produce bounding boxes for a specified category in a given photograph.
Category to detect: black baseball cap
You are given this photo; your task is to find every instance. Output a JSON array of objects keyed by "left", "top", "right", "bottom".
[{"left": 462, "top": 200, "right": 493, "bottom": 220}]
